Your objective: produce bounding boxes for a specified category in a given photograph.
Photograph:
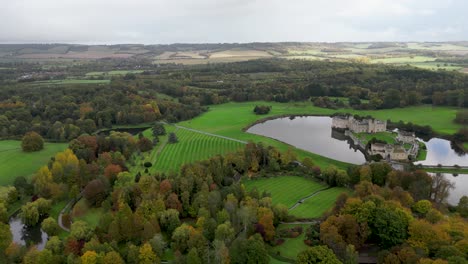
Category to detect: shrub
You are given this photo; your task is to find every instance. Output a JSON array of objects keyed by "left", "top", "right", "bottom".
[
  {"left": 144, "top": 162, "right": 153, "bottom": 168},
  {"left": 253, "top": 105, "right": 271, "bottom": 115}
]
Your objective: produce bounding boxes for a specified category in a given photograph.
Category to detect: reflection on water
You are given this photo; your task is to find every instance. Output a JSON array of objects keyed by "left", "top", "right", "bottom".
[
  {"left": 416, "top": 138, "right": 468, "bottom": 166},
  {"left": 247, "top": 116, "right": 366, "bottom": 164},
  {"left": 429, "top": 173, "right": 468, "bottom": 205},
  {"left": 9, "top": 215, "right": 47, "bottom": 250}
]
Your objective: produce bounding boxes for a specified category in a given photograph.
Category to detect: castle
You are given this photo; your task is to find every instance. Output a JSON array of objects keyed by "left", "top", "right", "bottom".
[{"left": 332, "top": 115, "right": 387, "bottom": 133}]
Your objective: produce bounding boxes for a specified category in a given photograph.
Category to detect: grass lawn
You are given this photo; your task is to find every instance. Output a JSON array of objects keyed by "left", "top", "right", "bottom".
[
  {"left": 72, "top": 199, "right": 104, "bottom": 229},
  {"left": 356, "top": 131, "right": 397, "bottom": 145},
  {"left": 0, "top": 141, "right": 68, "bottom": 186},
  {"left": 371, "top": 56, "right": 436, "bottom": 64},
  {"left": 243, "top": 176, "right": 326, "bottom": 208},
  {"left": 271, "top": 223, "right": 310, "bottom": 260},
  {"left": 289, "top": 187, "right": 350, "bottom": 218}
]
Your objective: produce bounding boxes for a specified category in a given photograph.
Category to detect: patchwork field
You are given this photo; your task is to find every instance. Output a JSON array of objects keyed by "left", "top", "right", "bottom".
[
  {"left": 289, "top": 187, "right": 350, "bottom": 218},
  {"left": 243, "top": 176, "right": 326, "bottom": 208},
  {"left": 32, "top": 79, "right": 110, "bottom": 85},
  {"left": 0, "top": 140, "right": 68, "bottom": 186}
]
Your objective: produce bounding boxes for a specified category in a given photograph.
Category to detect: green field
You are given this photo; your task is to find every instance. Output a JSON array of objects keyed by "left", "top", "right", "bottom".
[
  {"left": 85, "top": 70, "right": 145, "bottom": 76},
  {"left": 356, "top": 131, "right": 397, "bottom": 145},
  {"left": 243, "top": 176, "right": 326, "bottom": 208},
  {"left": 0, "top": 140, "right": 68, "bottom": 186},
  {"left": 372, "top": 56, "right": 436, "bottom": 64},
  {"left": 271, "top": 223, "right": 310, "bottom": 260},
  {"left": 289, "top": 187, "right": 350, "bottom": 218},
  {"left": 131, "top": 126, "right": 245, "bottom": 174}
]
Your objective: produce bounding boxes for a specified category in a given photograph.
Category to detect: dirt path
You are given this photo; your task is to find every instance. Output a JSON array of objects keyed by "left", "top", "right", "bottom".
[{"left": 58, "top": 195, "right": 82, "bottom": 232}]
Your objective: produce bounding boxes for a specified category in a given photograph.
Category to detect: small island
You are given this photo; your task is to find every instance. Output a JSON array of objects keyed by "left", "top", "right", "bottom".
[{"left": 332, "top": 115, "right": 425, "bottom": 162}]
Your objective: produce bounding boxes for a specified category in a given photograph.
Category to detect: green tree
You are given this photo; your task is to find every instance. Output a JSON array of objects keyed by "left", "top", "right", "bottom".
[
  {"left": 152, "top": 123, "right": 166, "bottom": 137},
  {"left": 168, "top": 132, "right": 178, "bottom": 144},
  {"left": 41, "top": 217, "right": 60, "bottom": 236},
  {"left": 457, "top": 196, "right": 468, "bottom": 217},
  {"left": 70, "top": 220, "right": 93, "bottom": 241},
  {"left": 103, "top": 251, "right": 124, "bottom": 264},
  {"left": 296, "top": 245, "right": 342, "bottom": 264},
  {"left": 187, "top": 247, "right": 202, "bottom": 264},
  {"left": 0, "top": 222, "right": 12, "bottom": 254},
  {"left": 412, "top": 200, "right": 433, "bottom": 216},
  {"left": 21, "top": 131, "right": 44, "bottom": 152},
  {"left": 20, "top": 202, "right": 39, "bottom": 226}
]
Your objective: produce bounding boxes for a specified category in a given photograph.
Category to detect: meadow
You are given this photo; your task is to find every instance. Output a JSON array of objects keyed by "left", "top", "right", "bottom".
[
  {"left": 0, "top": 140, "right": 68, "bottom": 186},
  {"left": 243, "top": 176, "right": 327, "bottom": 208},
  {"left": 32, "top": 79, "right": 110, "bottom": 85},
  {"left": 289, "top": 187, "right": 350, "bottom": 218}
]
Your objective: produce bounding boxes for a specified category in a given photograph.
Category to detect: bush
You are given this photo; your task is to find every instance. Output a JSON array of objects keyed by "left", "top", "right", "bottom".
[
  {"left": 144, "top": 162, "right": 153, "bottom": 168},
  {"left": 253, "top": 105, "right": 271, "bottom": 115},
  {"left": 21, "top": 131, "right": 44, "bottom": 152}
]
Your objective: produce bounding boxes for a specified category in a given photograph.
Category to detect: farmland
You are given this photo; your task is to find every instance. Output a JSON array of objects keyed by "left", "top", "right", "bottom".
[
  {"left": 85, "top": 70, "right": 145, "bottom": 76},
  {"left": 243, "top": 176, "right": 327, "bottom": 208},
  {"left": 0, "top": 140, "right": 68, "bottom": 185}
]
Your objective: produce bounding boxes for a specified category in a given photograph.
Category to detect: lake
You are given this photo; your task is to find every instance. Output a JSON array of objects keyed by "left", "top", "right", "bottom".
[
  {"left": 9, "top": 215, "right": 48, "bottom": 250},
  {"left": 247, "top": 116, "right": 366, "bottom": 164}
]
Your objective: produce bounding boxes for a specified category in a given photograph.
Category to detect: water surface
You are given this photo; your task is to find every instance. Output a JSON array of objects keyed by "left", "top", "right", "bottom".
[
  {"left": 9, "top": 215, "right": 47, "bottom": 250},
  {"left": 247, "top": 116, "right": 366, "bottom": 164}
]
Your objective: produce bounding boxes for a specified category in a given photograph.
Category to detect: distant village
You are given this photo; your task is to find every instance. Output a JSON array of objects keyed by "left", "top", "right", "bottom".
[{"left": 332, "top": 115, "right": 419, "bottom": 161}]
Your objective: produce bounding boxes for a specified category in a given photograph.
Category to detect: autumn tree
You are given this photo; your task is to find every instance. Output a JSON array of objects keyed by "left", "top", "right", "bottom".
[
  {"left": 21, "top": 131, "right": 44, "bottom": 152},
  {"left": 139, "top": 242, "right": 160, "bottom": 264},
  {"left": 0, "top": 222, "right": 12, "bottom": 255}
]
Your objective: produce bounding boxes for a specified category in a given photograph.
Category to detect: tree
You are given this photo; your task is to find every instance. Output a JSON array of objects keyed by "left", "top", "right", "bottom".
[
  {"left": 21, "top": 131, "right": 44, "bottom": 152},
  {"left": 230, "top": 234, "right": 269, "bottom": 264},
  {"left": 296, "top": 245, "right": 342, "bottom": 264},
  {"left": 370, "top": 206, "right": 411, "bottom": 248},
  {"left": 20, "top": 202, "right": 39, "bottom": 226},
  {"left": 0, "top": 222, "right": 12, "bottom": 254},
  {"left": 41, "top": 217, "right": 59, "bottom": 236},
  {"left": 168, "top": 132, "right": 178, "bottom": 144},
  {"left": 139, "top": 242, "right": 160, "bottom": 264},
  {"left": 103, "top": 251, "right": 124, "bottom": 264},
  {"left": 138, "top": 137, "right": 153, "bottom": 152},
  {"left": 412, "top": 200, "right": 432, "bottom": 216},
  {"left": 152, "top": 123, "right": 166, "bottom": 137},
  {"left": 81, "top": 250, "right": 99, "bottom": 264},
  {"left": 457, "top": 196, "right": 468, "bottom": 217},
  {"left": 70, "top": 220, "right": 93, "bottom": 241},
  {"left": 0, "top": 202, "right": 7, "bottom": 223},
  {"left": 45, "top": 236, "right": 63, "bottom": 254},
  {"left": 257, "top": 207, "right": 275, "bottom": 242},
  {"left": 187, "top": 247, "right": 202, "bottom": 264},
  {"left": 83, "top": 179, "right": 108, "bottom": 207}
]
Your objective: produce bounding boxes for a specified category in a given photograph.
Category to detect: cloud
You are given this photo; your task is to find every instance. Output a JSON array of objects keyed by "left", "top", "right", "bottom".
[{"left": 0, "top": 0, "right": 466, "bottom": 43}]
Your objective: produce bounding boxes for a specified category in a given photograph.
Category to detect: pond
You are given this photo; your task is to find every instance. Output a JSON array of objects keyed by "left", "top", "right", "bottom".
[
  {"left": 247, "top": 116, "right": 366, "bottom": 164},
  {"left": 416, "top": 138, "right": 468, "bottom": 166},
  {"left": 9, "top": 214, "right": 48, "bottom": 250}
]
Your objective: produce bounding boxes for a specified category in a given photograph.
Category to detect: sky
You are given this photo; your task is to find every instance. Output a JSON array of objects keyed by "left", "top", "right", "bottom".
[{"left": 1, "top": 0, "right": 467, "bottom": 44}]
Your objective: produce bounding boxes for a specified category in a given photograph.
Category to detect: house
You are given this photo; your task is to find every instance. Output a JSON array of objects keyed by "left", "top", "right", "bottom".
[
  {"left": 370, "top": 143, "right": 408, "bottom": 161},
  {"left": 397, "top": 130, "right": 415, "bottom": 144}
]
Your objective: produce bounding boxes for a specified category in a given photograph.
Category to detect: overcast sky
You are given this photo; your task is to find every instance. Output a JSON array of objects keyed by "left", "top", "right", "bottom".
[{"left": 1, "top": 0, "right": 467, "bottom": 44}]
